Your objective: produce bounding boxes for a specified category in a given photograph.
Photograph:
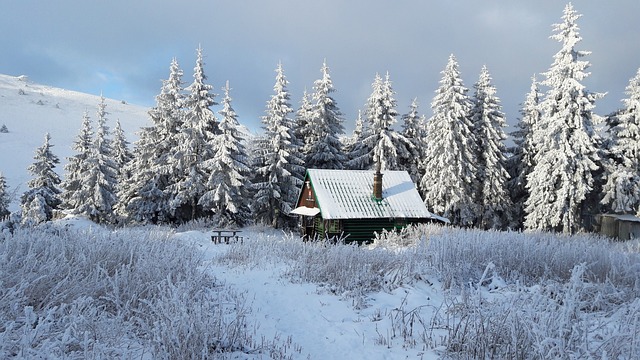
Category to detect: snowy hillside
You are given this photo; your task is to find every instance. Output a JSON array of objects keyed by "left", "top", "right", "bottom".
[{"left": 0, "top": 74, "right": 149, "bottom": 210}]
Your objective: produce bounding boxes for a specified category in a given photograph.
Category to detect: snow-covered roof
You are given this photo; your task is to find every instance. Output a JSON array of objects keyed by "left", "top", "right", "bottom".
[
  {"left": 600, "top": 214, "right": 640, "bottom": 223},
  {"left": 303, "top": 169, "right": 447, "bottom": 222},
  {"left": 290, "top": 206, "right": 321, "bottom": 217}
]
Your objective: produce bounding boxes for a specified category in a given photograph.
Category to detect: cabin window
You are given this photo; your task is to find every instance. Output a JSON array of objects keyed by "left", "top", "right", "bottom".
[
  {"left": 327, "top": 220, "right": 341, "bottom": 233},
  {"left": 394, "top": 218, "right": 407, "bottom": 229},
  {"left": 306, "top": 188, "right": 314, "bottom": 202},
  {"left": 304, "top": 181, "right": 315, "bottom": 206}
]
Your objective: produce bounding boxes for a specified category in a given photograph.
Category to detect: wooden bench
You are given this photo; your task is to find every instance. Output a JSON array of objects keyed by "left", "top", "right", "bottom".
[{"left": 211, "top": 229, "right": 243, "bottom": 244}]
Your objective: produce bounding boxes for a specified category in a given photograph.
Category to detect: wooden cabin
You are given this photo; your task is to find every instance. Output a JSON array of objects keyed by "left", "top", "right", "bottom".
[{"left": 290, "top": 169, "right": 448, "bottom": 243}]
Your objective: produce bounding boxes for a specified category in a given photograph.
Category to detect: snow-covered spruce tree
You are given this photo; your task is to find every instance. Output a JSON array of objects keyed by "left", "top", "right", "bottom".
[
  {"left": 471, "top": 65, "right": 513, "bottom": 230},
  {"left": 304, "top": 60, "right": 347, "bottom": 169},
  {"left": 400, "top": 98, "right": 427, "bottom": 184},
  {"left": 253, "top": 63, "right": 304, "bottom": 228},
  {"left": 349, "top": 72, "right": 415, "bottom": 172},
  {"left": 507, "top": 75, "right": 542, "bottom": 228},
  {"left": 345, "top": 110, "right": 371, "bottom": 170},
  {"left": 286, "top": 96, "right": 307, "bottom": 182},
  {"left": 294, "top": 89, "right": 314, "bottom": 168},
  {"left": 166, "top": 47, "right": 218, "bottom": 222},
  {"left": 199, "top": 81, "right": 251, "bottom": 227},
  {"left": 524, "top": 4, "right": 603, "bottom": 234},
  {"left": 347, "top": 76, "right": 381, "bottom": 170},
  {"left": 0, "top": 172, "right": 11, "bottom": 220},
  {"left": 73, "top": 96, "right": 119, "bottom": 224},
  {"left": 247, "top": 134, "right": 268, "bottom": 185},
  {"left": 295, "top": 90, "right": 313, "bottom": 136},
  {"left": 117, "top": 58, "right": 185, "bottom": 223},
  {"left": 420, "top": 54, "right": 478, "bottom": 226},
  {"left": 20, "top": 133, "right": 61, "bottom": 226},
  {"left": 111, "top": 119, "right": 133, "bottom": 179},
  {"left": 601, "top": 68, "right": 640, "bottom": 214},
  {"left": 61, "top": 111, "right": 93, "bottom": 212}
]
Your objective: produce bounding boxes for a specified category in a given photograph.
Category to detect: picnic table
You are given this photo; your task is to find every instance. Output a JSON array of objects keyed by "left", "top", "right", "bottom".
[{"left": 211, "top": 229, "right": 243, "bottom": 244}]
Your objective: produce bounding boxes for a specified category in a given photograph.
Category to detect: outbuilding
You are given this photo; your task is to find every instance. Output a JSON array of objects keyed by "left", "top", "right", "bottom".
[
  {"left": 594, "top": 214, "right": 640, "bottom": 240},
  {"left": 290, "top": 168, "right": 448, "bottom": 243}
]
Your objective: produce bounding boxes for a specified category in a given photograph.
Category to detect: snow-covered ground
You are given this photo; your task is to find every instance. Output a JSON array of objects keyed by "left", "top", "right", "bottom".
[
  {"left": 2, "top": 219, "right": 640, "bottom": 359},
  {"left": 0, "top": 74, "right": 149, "bottom": 211},
  {"left": 180, "top": 228, "right": 446, "bottom": 359}
]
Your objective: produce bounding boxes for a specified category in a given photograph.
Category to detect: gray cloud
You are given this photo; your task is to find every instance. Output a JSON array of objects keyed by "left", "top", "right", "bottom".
[{"left": 1, "top": 1, "right": 638, "bottom": 132}]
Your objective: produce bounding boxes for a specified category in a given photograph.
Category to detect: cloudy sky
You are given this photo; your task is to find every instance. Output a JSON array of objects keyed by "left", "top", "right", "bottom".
[{"left": 2, "top": 1, "right": 639, "bottom": 132}]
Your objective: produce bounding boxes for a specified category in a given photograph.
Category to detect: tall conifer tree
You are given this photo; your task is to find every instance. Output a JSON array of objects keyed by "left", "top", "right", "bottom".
[
  {"left": 601, "top": 68, "right": 640, "bottom": 214},
  {"left": 73, "top": 97, "right": 119, "bottom": 224},
  {"left": 508, "top": 76, "right": 542, "bottom": 228},
  {"left": 524, "top": 4, "right": 603, "bottom": 233},
  {"left": 305, "top": 60, "right": 347, "bottom": 169},
  {"left": 401, "top": 98, "right": 427, "bottom": 184},
  {"left": 294, "top": 90, "right": 313, "bottom": 169},
  {"left": 200, "top": 81, "right": 251, "bottom": 227},
  {"left": 471, "top": 65, "right": 513, "bottom": 229},
  {"left": 61, "top": 111, "right": 93, "bottom": 212},
  {"left": 92, "top": 96, "right": 119, "bottom": 223},
  {"left": 253, "top": 63, "right": 303, "bottom": 228},
  {"left": 118, "top": 58, "right": 185, "bottom": 223},
  {"left": 350, "top": 73, "right": 415, "bottom": 171},
  {"left": 420, "top": 54, "right": 477, "bottom": 226},
  {"left": 111, "top": 119, "right": 133, "bottom": 180},
  {"left": 345, "top": 110, "right": 370, "bottom": 169},
  {"left": 167, "top": 47, "right": 218, "bottom": 221}
]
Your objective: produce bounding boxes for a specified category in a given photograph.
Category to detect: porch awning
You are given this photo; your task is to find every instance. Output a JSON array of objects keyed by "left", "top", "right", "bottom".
[{"left": 290, "top": 206, "right": 321, "bottom": 216}]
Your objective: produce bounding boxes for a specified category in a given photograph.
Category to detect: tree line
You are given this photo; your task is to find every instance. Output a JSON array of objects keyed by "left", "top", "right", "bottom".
[{"left": 1, "top": 4, "right": 639, "bottom": 234}]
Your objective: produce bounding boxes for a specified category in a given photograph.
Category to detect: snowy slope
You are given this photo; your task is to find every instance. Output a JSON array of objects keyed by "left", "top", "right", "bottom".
[{"left": 0, "top": 74, "right": 149, "bottom": 210}]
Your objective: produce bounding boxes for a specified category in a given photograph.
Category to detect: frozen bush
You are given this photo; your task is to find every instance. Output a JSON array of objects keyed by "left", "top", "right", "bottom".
[
  {"left": 439, "top": 263, "right": 640, "bottom": 359},
  {"left": 371, "top": 223, "right": 447, "bottom": 250},
  {"left": 218, "top": 229, "right": 431, "bottom": 305},
  {"left": 410, "top": 224, "right": 640, "bottom": 294},
  {"left": 215, "top": 223, "right": 640, "bottom": 357},
  {"left": 0, "top": 225, "right": 292, "bottom": 358}
]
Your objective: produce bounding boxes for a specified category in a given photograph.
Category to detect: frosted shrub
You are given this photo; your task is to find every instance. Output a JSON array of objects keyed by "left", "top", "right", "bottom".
[
  {"left": 217, "top": 228, "right": 305, "bottom": 267},
  {"left": 372, "top": 224, "right": 427, "bottom": 249},
  {"left": 286, "top": 241, "right": 403, "bottom": 297},
  {"left": 424, "top": 225, "right": 640, "bottom": 293},
  {"left": 218, "top": 228, "right": 429, "bottom": 304},
  {"left": 174, "top": 217, "right": 215, "bottom": 232},
  {"left": 137, "top": 278, "right": 253, "bottom": 358},
  {"left": 0, "top": 225, "right": 280, "bottom": 358},
  {"left": 440, "top": 263, "right": 640, "bottom": 359}
]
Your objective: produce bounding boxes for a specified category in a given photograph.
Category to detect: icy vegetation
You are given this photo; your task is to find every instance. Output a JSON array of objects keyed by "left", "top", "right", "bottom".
[
  {"left": 223, "top": 225, "right": 640, "bottom": 358},
  {"left": 0, "top": 223, "right": 292, "bottom": 358},
  {"left": 3, "top": 222, "right": 637, "bottom": 358}
]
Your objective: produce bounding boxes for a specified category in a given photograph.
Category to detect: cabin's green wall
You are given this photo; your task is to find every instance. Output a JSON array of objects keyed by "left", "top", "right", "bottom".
[{"left": 313, "top": 217, "right": 429, "bottom": 244}]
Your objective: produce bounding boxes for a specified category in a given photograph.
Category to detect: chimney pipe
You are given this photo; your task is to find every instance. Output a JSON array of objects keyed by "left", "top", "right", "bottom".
[{"left": 373, "top": 166, "right": 383, "bottom": 201}]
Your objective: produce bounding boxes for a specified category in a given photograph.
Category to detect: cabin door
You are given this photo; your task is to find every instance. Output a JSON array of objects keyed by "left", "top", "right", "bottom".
[{"left": 301, "top": 215, "right": 316, "bottom": 241}]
